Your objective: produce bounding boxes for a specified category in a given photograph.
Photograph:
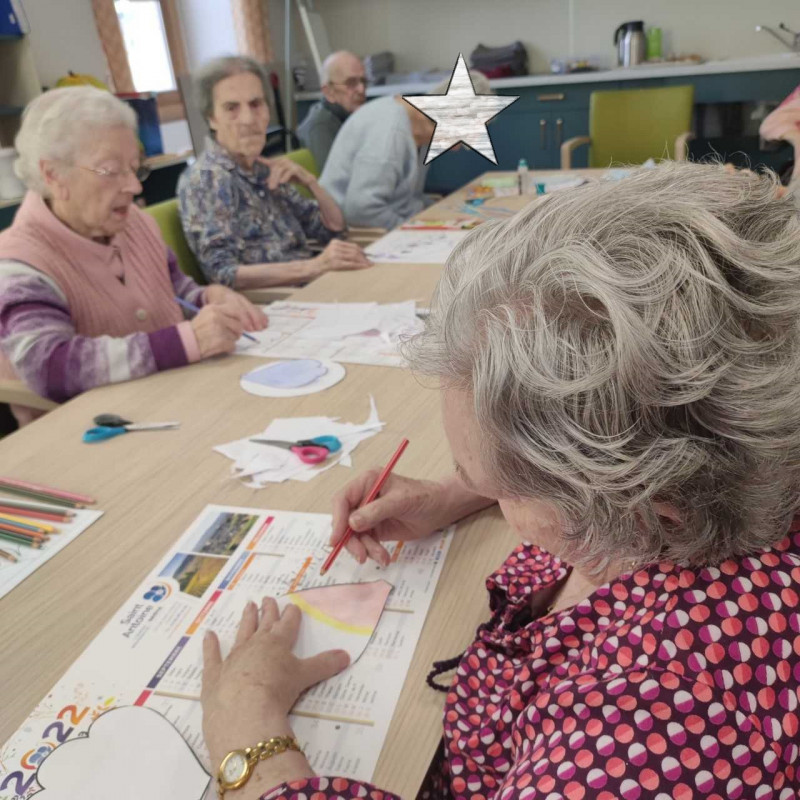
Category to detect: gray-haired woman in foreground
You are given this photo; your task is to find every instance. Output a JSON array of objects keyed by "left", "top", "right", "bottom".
[{"left": 200, "top": 163, "right": 800, "bottom": 800}]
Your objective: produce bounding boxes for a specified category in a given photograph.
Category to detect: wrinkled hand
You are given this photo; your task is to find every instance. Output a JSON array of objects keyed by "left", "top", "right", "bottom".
[
  {"left": 313, "top": 239, "right": 372, "bottom": 274},
  {"left": 201, "top": 598, "right": 349, "bottom": 768},
  {"left": 204, "top": 285, "right": 268, "bottom": 332},
  {"left": 258, "top": 156, "right": 316, "bottom": 191},
  {"left": 331, "top": 472, "right": 452, "bottom": 566},
  {"left": 190, "top": 304, "right": 244, "bottom": 358}
]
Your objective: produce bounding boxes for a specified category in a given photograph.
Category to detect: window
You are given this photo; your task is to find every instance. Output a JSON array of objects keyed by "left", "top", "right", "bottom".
[{"left": 114, "top": 0, "right": 175, "bottom": 93}]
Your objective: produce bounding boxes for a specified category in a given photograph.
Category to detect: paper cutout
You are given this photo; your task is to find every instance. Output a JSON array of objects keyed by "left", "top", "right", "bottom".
[
  {"left": 33, "top": 705, "right": 210, "bottom": 800},
  {"left": 246, "top": 359, "right": 328, "bottom": 388},
  {"left": 276, "top": 580, "right": 393, "bottom": 663},
  {"left": 240, "top": 359, "right": 346, "bottom": 399}
]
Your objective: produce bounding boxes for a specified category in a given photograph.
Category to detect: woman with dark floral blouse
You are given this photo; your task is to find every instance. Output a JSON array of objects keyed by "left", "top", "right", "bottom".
[{"left": 200, "top": 163, "right": 800, "bottom": 800}]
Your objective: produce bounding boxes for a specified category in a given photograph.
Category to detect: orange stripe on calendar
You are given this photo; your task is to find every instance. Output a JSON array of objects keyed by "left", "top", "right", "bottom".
[
  {"left": 227, "top": 553, "right": 255, "bottom": 590},
  {"left": 186, "top": 589, "right": 223, "bottom": 634},
  {"left": 247, "top": 516, "right": 274, "bottom": 550},
  {"left": 288, "top": 557, "right": 312, "bottom": 593},
  {"left": 391, "top": 541, "right": 405, "bottom": 562}
]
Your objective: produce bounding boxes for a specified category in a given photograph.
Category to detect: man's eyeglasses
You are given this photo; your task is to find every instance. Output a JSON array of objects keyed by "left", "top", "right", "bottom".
[
  {"left": 329, "top": 77, "right": 368, "bottom": 90},
  {"left": 76, "top": 164, "right": 152, "bottom": 183}
]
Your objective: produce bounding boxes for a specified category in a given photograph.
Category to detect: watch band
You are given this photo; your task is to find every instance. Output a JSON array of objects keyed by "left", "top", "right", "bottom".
[{"left": 217, "top": 736, "right": 302, "bottom": 797}]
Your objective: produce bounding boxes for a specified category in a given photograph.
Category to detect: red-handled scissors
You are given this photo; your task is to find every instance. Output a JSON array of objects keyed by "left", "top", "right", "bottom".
[{"left": 248, "top": 438, "right": 331, "bottom": 464}]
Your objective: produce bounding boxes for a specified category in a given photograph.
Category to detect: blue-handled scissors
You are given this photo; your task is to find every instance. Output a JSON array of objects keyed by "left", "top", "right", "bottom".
[
  {"left": 83, "top": 420, "right": 181, "bottom": 443},
  {"left": 248, "top": 435, "right": 342, "bottom": 464}
]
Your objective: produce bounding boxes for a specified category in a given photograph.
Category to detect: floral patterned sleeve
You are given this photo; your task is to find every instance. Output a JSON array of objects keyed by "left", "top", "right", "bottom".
[
  {"left": 260, "top": 776, "right": 401, "bottom": 800},
  {"left": 178, "top": 168, "right": 240, "bottom": 287},
  {"left": 278, "top": 183, "right": 341, "bottom": 245}
]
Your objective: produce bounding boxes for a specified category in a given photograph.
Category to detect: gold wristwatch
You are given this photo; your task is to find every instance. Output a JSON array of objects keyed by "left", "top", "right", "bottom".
[{"left": 217, "top": 736, "right": 301, "bottom": 797}]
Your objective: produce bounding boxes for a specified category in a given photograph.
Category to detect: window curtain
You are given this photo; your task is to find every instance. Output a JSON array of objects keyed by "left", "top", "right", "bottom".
[
  {"left": 90, "top": 0, "right": 136, "bottom": 93},
  {"left": 230, "top": 0, "right": 274, "bottom": 64}
]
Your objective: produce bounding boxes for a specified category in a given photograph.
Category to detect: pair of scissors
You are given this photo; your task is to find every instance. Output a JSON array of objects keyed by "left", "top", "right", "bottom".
[
  {"left": 248, "top": 435, "right": 342, "bottom": 465},
  {"left": 83, "top": 413, "right": 180, "bottom": 443}
]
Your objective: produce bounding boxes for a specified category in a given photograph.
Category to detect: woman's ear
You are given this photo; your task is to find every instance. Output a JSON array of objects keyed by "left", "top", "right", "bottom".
[
  {"left": 652, "top": 501, "right": 682, "bottom": 526},
  {"left": 40, "top": 159, "right": 68, "bottom": 201}
]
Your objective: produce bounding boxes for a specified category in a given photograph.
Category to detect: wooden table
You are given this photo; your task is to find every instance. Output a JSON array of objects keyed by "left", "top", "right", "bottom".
[
  {"left": 0, "top": 168, "right": 597, "bottom": 792},
  {"left": 0, "top": 262, "right": 514, "bottom": 795}
]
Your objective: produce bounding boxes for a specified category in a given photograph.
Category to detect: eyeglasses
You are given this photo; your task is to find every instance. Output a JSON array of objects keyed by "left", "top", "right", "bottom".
[
  {"left": 329, "top": 77, "right": 368, "bottom": 90},
  {"left": 76, "top": 164, "right": 152, "bottom": 183}
]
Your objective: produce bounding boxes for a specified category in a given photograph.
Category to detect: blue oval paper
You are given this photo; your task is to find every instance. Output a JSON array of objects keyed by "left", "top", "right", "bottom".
[{"left": 245, "top": 360, "right": 329, "bottom": 388}]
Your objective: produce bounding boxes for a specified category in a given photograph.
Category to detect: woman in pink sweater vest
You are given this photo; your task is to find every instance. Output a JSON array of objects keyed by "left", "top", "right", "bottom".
[{"left": 0, "top": 87, "right": 267, "bottom": 426}]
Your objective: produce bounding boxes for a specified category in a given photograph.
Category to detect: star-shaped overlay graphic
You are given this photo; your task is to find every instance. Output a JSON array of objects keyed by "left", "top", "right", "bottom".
[{"left": 403, "top": 53, "right": 518, "bottom": 165}]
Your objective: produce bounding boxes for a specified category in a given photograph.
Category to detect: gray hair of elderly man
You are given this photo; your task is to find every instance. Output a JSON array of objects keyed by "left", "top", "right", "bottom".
[
  {"left": 194, "top": 55, "right": 270, "bottom": 122},
  {"left": 405, "top": 161, "right": 800, "bottom": 572},
  {"left": 13, "top": 87, "right": 137, "bottom": 197}
]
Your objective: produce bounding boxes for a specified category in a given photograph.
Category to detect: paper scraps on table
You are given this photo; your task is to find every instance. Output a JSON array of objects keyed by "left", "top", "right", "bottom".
[
  {"left": 401, "top": 218, "right": 481, "bottom": 231},
  {"left": 240, "top": 359, "right": 346, "bottom": 398},
  {"left": 34, "top": 705, "right": 210, "bottom": 800},
  {"left": 235, "top": 301, "right": 424, "bottom": 368},
  {"left": 276, "top": 580, "right": 392, "bottom": 664},
  {"left": 364, "top": 229, "right": 469, "bottom": 264},
  {"left": 214, "top": 396, "right": 385, "bottom": 487}
]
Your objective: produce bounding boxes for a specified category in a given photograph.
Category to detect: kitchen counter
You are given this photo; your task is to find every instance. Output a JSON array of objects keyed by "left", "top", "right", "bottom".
[{"left": 296, "top": 53, "right": 799, "bottom": 101}]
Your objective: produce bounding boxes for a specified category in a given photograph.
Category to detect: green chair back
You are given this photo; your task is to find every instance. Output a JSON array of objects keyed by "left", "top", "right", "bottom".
[
  {"left": 144, "top": 199, "right": 206, "bottom": 286},
  {"left": 283, "top": 148, "right": 319, "bottom": 198},
  {"left": 588, "top": 85, "right": 694, "bottom": 168}
]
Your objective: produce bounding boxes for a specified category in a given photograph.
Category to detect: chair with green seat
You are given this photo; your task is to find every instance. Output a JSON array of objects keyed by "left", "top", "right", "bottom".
[
  {"left": 282, "top": 148, "right": 319, "bottom": 198},
  {"left": 561, "top": 85, "right": 694, "bottom": 169},
  {"left": 144, "top": 199, "right": 206, "bottom": 285}
]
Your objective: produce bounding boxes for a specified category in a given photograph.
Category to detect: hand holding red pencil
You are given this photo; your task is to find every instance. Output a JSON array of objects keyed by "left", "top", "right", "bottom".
[{"left": 321, "top": 439, "right": 410, "bottom": 575}]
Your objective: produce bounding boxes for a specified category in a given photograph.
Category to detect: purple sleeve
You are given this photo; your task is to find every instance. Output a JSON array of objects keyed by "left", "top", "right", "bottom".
[
  {"left": 0, "top": 270, "right": 190, "bottom": 403},
  {"left": 167, "top": 248, "right": 206, "bottom": 308},
  {"left": 260, "top": 776, "right": 401, "bottom": 800}
]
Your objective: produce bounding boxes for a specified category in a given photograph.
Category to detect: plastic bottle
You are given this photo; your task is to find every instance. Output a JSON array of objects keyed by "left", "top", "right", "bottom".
[{"left": 517, "top": 158, "right": 530, "bottom": 194}]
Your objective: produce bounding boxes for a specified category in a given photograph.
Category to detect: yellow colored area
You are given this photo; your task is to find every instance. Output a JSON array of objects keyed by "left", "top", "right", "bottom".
[{"left": 288, "top": 594, "right": 373, "bottom": 636}]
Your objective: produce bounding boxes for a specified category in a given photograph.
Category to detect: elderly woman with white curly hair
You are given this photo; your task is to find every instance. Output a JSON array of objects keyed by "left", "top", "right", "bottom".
[
  {"left": 198, "top": 163, "right": 800, "bottom": 800},
  {"left": 0, "top": 87, "right": 266, "bottom": 426}
]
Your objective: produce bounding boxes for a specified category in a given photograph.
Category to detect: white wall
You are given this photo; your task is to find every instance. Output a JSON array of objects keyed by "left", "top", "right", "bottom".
[
  {"left": 275, "top": 0, "right": 800, "bottom": 75},
  {"left": 176, "top": 0, "right": 239, "bottom": 70},
  {"left": 22, "top": 0, "right": 109, "bottom": 87}
]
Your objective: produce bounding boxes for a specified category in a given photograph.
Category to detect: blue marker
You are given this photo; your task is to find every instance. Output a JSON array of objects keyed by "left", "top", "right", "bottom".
[{"left": 174, "top": 296, "right": 258, "bottom": 342}]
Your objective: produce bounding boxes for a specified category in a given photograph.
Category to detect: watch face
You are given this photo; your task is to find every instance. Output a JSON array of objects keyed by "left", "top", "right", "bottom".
[{"left": 221, "top": 751, "right": 248, "bottom": 785}]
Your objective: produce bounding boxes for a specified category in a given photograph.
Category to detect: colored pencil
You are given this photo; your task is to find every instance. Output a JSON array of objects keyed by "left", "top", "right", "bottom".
[
  {"left": 0, "top": 486, "right": 81, "bottom": 508},
  {"left": 0, "top": 548, "right": 19, "bottom": 563},
  {"left": 0, "top": 478, "right": 94, "bottom": 506},
  {"left": 0, "top": 503, "right": 72, "bottom": 522},
  {"left": 0, "top": 514, "right": 54, "bottom": 533},
  {"left": 174, "top": 296, "right": 258, "bottom": 343},
  {"left": 0, "top": 523, "right": 47, "bottom": 540},
  {"left": 0, "top": 530, "right": 42, "bottom": 548},
  {"left": 319, "top": 438, "right": 410, "bottom": 576}
]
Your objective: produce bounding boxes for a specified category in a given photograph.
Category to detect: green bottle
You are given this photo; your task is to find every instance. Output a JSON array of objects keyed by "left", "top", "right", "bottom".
[{"left": 647, "top": 27, "right": 662, "bottom": 60}]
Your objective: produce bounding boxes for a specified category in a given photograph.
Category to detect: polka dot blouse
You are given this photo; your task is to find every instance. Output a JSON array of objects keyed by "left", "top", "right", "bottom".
[{"left": 262, "top": 521, "right": 800, "bottom": 800}]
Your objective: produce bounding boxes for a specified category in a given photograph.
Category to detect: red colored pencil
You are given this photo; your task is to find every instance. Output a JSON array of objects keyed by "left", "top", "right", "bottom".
[
  {"left": 0, "top": 504, "right": 72, "bottom": 522},
  {"left": 0, "top": 478, "right": 95, "bottom": 506},
  {"left": 320, "top": 438, "right": 410, "bottom": 576}
]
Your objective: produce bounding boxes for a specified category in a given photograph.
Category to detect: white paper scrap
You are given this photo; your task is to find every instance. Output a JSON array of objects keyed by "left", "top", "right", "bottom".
[{"left": 214, "top": 397, "right": 385, "bottom": 487}]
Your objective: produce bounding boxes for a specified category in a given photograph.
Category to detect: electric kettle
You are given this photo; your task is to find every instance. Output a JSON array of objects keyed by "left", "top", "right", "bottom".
[{"left": 614, "top": 20, "right": 646, "bottom": 67}]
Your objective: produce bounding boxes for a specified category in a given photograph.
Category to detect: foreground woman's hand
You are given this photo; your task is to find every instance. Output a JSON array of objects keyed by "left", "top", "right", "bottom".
[
  {"left": 204, "top": 285, "right": 269, "bottom": 332},
  {"left": 330, "top": 472, "right": 495, "bottom": 566},
  {"left": 191, "top": 304, "right": 244, "bottom": 357},
  {"left": 201, "top": 598, "right": 349, "bottom": 794}
]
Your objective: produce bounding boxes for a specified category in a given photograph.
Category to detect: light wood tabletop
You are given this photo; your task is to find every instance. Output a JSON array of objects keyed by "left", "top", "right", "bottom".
[{"left": 0, "top": 209, "right": 522, "bottom": 795}]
